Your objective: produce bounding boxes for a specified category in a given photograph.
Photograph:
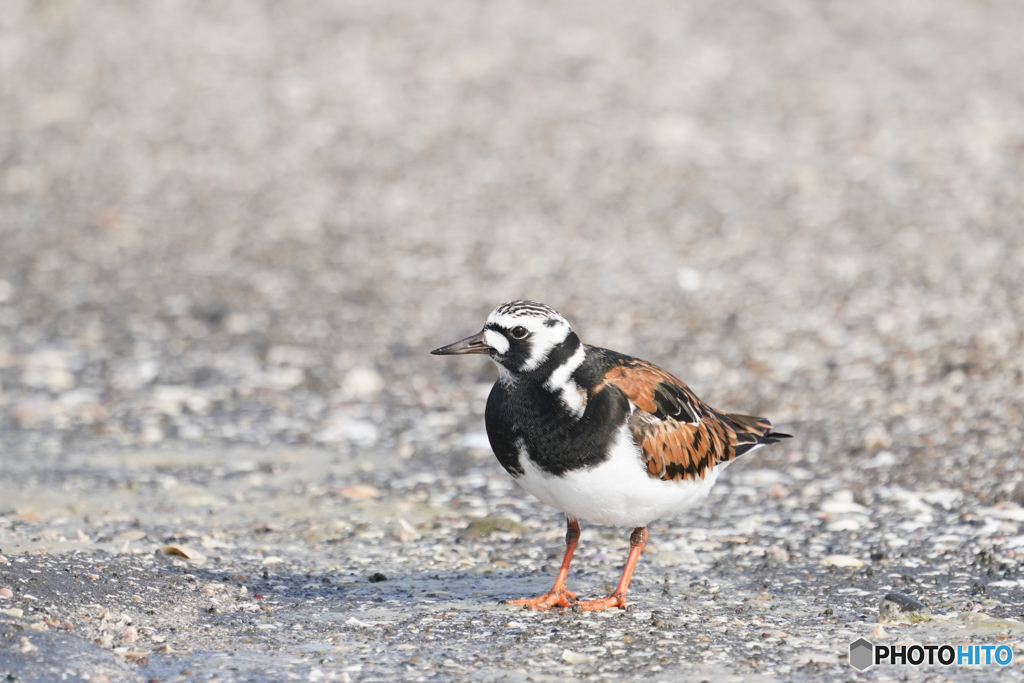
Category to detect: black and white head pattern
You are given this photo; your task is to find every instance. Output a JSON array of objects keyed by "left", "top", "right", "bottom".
[{"left": 481, "top": 300, "right": 579, "bottom": 375}]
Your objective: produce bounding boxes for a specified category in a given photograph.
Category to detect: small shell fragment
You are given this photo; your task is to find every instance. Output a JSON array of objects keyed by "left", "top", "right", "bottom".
[
  {"left": 397, "top": 518, "right": 420, "bottom": 542},
  {"left": 161, "top": 545, "right": 206, "bottom": 564}
]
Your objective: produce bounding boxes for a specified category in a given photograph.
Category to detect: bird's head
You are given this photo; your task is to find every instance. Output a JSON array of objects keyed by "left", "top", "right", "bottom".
[{"left": 431, "top": 300, "right": 578, "bottom": 378}]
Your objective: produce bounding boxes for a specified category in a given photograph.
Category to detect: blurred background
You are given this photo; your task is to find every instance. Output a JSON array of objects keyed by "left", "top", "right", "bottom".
[{"left": 1, "top": 0, "right": 1022, "bottom": 502}]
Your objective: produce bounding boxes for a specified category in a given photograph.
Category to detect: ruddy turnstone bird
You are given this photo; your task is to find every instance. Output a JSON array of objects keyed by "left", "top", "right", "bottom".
[{"left": 432, "top": 300, "right": 790, "bottom": 611}]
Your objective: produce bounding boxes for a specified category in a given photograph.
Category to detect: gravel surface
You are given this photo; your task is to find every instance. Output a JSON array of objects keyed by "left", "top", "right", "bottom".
[{"left": 2, "top": 1, "right": 1024, "bottom": 681}]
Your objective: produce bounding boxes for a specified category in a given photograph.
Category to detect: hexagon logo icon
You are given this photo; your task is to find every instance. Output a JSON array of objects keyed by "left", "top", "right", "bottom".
[{"left": 849, "top": 638, "right": 874, "bottom": 671}]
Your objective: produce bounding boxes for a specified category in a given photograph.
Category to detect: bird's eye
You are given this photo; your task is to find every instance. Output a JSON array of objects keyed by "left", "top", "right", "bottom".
[{"left": 510, "top": 326, "right": 529, "bottom": 339}]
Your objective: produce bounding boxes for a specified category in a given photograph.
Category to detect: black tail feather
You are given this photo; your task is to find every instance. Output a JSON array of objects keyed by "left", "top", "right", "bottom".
[{"left": 760, "top": 431, "right": 792, "bottom": 444}]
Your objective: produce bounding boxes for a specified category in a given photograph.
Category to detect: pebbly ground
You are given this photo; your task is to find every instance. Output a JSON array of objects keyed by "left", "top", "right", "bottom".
[
  {"left": 3, "top": 445, "right": 1024, "bottom": 683},
  {"left": 2, "top": 0, "right": 1024, "bottom": 681},
  {"left": 2, "top": 445, "right": 1024, "bottom": 682}
]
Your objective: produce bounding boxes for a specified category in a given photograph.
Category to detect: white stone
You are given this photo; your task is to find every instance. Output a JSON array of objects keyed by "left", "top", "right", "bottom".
[
  {"left": 459, "top": 431, "right": 491, "bottom": 451},
  {"left": 316, "top": 413, "right": 379, "bottom": 446},
  {"left": 730, "top": 469, "right": 790, "bottom": 486},
  {"left": 113, "top": 359, "right": 160, "bottom": 391},
  {"left": 258, "top": 366, "right": 305, "bottom": 390},
  {"left": 860, "top": 450, "right": 897, "bottom": 469},
  {"left": 820, "top": 555, "right": 865, "bottom": 568},
  {"left": 151, "top": 385, "right": 212, "bottom": 415},
  {"left": 922, "top": 489, "right": 960, "bottom": 510},
  {"left": 978, "top": 504, "right": 1024, "bottom": 522},
  {"left": 676, "top": 267, "right": 702, "bottom": 292},
  {"left": 826, "top": 517, "right": 864, "bottom": 532},
  {"left": 562, "top": 649, "right": 597, "bottom": 664},
  {"left": 340, "top": 367, "right": 385, "bottom": 401},
  {"left": 820, "top": 491, "right": 870, "bottom": 515},
  {"left": 140, "top": 425, "right": 165, "bottom": 445}
]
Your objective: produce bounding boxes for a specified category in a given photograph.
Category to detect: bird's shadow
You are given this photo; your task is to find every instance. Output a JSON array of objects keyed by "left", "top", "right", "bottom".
[{"left": 179, "top": 561, "right": 621, "bottom": 614}]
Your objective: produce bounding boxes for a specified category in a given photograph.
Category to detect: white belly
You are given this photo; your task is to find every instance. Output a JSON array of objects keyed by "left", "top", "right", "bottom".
[{"left": 512, "top": 425, "right": 725, "bottom": 527}]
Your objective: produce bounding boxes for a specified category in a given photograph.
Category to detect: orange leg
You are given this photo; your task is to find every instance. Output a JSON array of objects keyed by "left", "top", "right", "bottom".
[
  {"left": 506, "top": 518, "right": 580, "bottom": 610},
  {"left": 575, "top": 526, "right": 648, "bottom": 612}
]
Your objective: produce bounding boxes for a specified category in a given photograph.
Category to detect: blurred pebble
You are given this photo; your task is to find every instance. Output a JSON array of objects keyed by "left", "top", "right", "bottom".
[
  {"left": 316, "top": 413, "right": 379, "bottom": 446},
  {"left": 465, "top": 516, "right": 527, "bottom": 537},
  {"left": 820, "top": 555, "right": 865, "bottom": 568},
  {"left": 978, "top": 503, "right": 1024, "bottom": 522},
  {"left": 340, "top": 368, "right": 385, "bottom": 401},
  {"left": 267, "top": 345, "right": 316, "bottom": 367},
  {"left": 11, "top": 398, "right": 54, "bottom": 429},
  {"left": 336, "top": 484, "right": 380, "bottom": 499},
  {"left": 863, "top": 426, "right": 893, "bottom": 452},
  {"left": 820, "top": 491, "right": 870, "bottom": 515},
  {"left": 860, "top": 450, "right": 897, "bottom": 469},
  {"left": 878, "top": 593, "right": 932, "bottom": 624},
  {"left": 140, "top": 426, "right": 164, "bottom": 445},
  {"left": 151, "top": 386, "right": 212, "bottom": 415},
  {"left": 675, "top": 267, "right": 701, "bottom": 292},
  {"left": 826, "top": 518, "right": 864, "bottom": 532},
  {"left": 562, "top": 649, "right": 597, "bottom": 664}
]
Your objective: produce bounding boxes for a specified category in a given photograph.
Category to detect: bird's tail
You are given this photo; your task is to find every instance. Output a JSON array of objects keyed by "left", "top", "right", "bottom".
[{"left": 722, "top": 413, "right": 792, "bottom": 456}]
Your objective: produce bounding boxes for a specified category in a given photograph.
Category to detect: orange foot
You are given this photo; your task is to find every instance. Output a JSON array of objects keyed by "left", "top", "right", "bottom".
[
  {"left": 573, "top": 594, "right": 627, "bottom": 612},
  {"left": 504, "top": 589, "right": 577, "bottom": 610}
]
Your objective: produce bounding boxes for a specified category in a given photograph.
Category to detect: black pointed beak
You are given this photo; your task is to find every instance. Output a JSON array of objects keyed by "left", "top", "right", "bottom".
[{"left": 431, "top": 331, "right": 493, "bottom": 355}]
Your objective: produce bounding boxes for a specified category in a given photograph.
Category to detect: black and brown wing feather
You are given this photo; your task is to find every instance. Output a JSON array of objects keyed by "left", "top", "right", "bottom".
[{"left": 592, "top": 356, "right": 790, "bottom": 482}]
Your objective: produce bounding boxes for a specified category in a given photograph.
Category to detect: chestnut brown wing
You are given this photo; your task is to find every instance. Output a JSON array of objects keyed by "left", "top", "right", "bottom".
[{"left": 595, "top": 359, "right": 778, "bottom": 481}]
